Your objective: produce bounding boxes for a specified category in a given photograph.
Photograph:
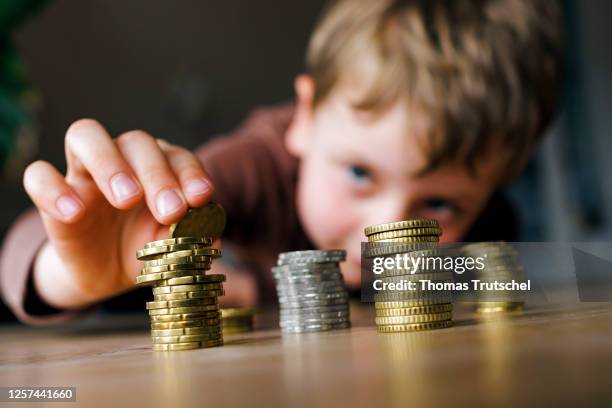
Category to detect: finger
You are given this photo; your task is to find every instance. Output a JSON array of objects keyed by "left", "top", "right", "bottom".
[
  {"left": 116, "top": 130, "right": 187, "bottom": 224},
  {"left": 23, "top": 160, "right": 85, "bottom": 223},
  {"left": 65, "top": 119, "right": 143, "bottom": 209},
  {"left": 156, "top": 139, "right": 214, "bottom": 208}
]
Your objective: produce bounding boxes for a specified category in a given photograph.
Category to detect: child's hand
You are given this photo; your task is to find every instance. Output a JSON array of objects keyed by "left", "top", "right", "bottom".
[{"left": 23, "top": 119, "right": 214, "bottom": 308}]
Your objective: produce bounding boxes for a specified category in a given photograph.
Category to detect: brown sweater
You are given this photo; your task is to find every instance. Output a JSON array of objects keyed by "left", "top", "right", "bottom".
[{"left": 0, "top": 103, "right": 518, "bottom": 324}]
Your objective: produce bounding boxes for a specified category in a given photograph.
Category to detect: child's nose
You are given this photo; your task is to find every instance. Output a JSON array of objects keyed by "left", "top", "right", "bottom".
[{"left": 363, "top": 197, "right": 410, "bottom": 230}]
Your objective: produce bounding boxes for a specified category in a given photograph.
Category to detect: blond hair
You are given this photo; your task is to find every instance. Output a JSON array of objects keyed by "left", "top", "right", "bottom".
[{"left": 307, "top": 0, "right": 563, "bottom": 182}]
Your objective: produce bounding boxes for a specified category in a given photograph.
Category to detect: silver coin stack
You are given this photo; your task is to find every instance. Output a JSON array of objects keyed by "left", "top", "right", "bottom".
[{"left": 273, "top": 250, "right": 351, "bottom": 333}]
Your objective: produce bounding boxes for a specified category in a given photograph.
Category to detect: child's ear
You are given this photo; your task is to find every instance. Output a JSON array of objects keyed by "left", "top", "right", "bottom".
[{"left": 286, "top": 74, "right": 315, "bottom": 157}]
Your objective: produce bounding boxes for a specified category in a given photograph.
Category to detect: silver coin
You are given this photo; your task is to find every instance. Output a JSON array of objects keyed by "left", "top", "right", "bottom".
[
  {"left": 280, "top": 316, "right": 350, "bottom": 326},
  {"left": 276, "top": 285, "right": 347, "bottom": 295},
  {"left": 275, "top": 279, "right": 344, "bottom": 289},
  {"left": 279, "top": 298, "right": 349, "bottom": 308},
  {"left": 280, "top": 303, "right": 349, "bottom": 313},
  {"left": 278, "top": 291, "right": 347, "bottom": 301},
  {"left": 281, "top": 321, "right": 351, "bottom": 333},
  {"left": 273, "top": 276, "right": 344, "bottom": 285},
  {"left": 278, "top": 249, "right": 346, "bottom": 260},
  {"left": 273, "top": 263, "right": 341, "bottom": 272},
  {"left": 280, "top": 311, "right": 350, "bottom": 322}
]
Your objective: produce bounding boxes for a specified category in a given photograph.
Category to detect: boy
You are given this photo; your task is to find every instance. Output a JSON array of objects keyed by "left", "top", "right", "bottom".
[{"left": 0, "top": 0, "right": 562, "bottom": 324}]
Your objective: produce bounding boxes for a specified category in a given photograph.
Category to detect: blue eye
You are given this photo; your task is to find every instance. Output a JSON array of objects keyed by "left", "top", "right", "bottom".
[
  {"left": 348, "top": 165, "right": 371, "bottom": 181},
  {"left": 426, "top": 198, "right": 456, "bottom": 213}
]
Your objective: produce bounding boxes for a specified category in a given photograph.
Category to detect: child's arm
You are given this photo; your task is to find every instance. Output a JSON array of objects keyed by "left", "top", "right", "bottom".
[
  {"left": 1, "top": 119, "right": 215, "bottom": 323},
  {"left": 1, "top": 104, "right": 297, "bottom": 323}
]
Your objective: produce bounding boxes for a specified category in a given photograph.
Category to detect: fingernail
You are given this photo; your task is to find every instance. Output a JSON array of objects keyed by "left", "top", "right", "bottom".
[
  {"left": 156, "top": 189, "right": 184, "bottom": 217},
  {"left": 56, "top": 195, "right": 82, "bottom": 219},
  {"left": 184, "top": 178, "right": 210, "bottom": 196},
  {"left": 110, "top": 173, "right": 140, "bottom": 202}
]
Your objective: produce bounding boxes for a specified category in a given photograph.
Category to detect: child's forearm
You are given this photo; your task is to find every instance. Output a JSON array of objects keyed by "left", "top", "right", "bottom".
[{"left": 33, "top": 241, "right": 100, "bottom": 309}]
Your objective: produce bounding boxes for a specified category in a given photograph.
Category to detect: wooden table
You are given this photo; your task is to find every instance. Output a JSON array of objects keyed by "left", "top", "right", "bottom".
[{"left": 1, "top": 302, "right": 611, "bottom": 407}]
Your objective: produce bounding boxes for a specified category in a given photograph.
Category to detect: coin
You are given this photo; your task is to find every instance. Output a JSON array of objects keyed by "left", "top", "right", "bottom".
[
  {"left": 150, "top": 319, "right": 221, "bottom": 329},
  {"left": 137, "top": 243, "right": 211, "bottom": 260},
  {"left": 221, "top": 308, "right": 258, "bottom": 318},
  {"left": 152, "top": 283, "right": 224, "bottom": 294},
  {"left": 378, "top": 272, "right": 454, "bottom": 282},
  {"left": 151, "top": 326, "right": 221, "bottom": 337},
  {"left": 376, "top": 320, "right": 452, "bottom": 332},
  {"left": 146, "top": 298, "right": 218, "bottom": 309},
  {"left": 375, "top": 300, "right": 452, "bottom": 309},
  {"left": 374, "top": 236, "right": 439, "bottom": 243},
  {"left": 364, "top": 219, "right": 439, "bottom": 236},
  {"left": 375, "top": 303, "right": 453, "bottom": 317},
  {"left": 278, "top": 249, "right": 346, "bottom": 260},
  {"left": 149, "top": 311, "right": 220, "bottom": 322},
  {"left": 160, "top": 248, "right": 222, "bottom": 259},
  {"left": 154, "top": 290, "right": 224, "bottom": 301},
  {"left": 136, "top": 269, "right": 208, "bottom": 284},
  {"left": 151, "top": 342, "right": 201, "bottom": 351},
  {"left": 145, "top": 237, "right": 213, "bottom": 249},
  {"left": 375, "top": 312, "right": 452, "bottom": 325},
  {"left": 143, "top": 255, "right": 213, "bottom": 268},
  {"left": 363, "top": 242, "right": 439, "bottom": 258},
  {"left": 281, "top": 321, "right": 350, "bottom": 333},
  {"left": 373, "top": 292, "right": 452, "bottom": 302},
  {"left": 152, "top": 339, "right": 223, "bottom": 351},
  {"left": 141, "top": 262, "right": 210, "bottom": 274},
  {"left": 148, "top": 305, "right": 219, "bottom": 316},
  {"left": 155, "top": 274, "right": 226, "bottom": 287},
  {"left": 169, "top": 202, "right": 226, "bottom": 239},
  {"left": 366, "top": 227, "right": 442, "bottom": 241}
]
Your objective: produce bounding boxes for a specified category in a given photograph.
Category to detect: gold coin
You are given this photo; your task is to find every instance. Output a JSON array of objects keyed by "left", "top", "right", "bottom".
[
  {"left": 375, "top": 303, "right": 453, "bottom": 317},
  {"left": 364, "top": 219, "right": 439, "bottom": 236},
  {"left": 375, "top": 312, "right": 452, "bottom": 325},
  {"left": 373, "top": 292, "right": 452, "bottom": 302},
  {"left": 152, "top": 283, "right": 224, "bottom": 294},
  {"left": 150, "top": 318, "right": 221, "bottom": 329},
  {"left": 136, "top": 269, "right": 206, "bottom": 285},
  {"left": 154, "top": 274, "right": 226, "bottom": 287},
  {"left": 378, "top": 272, "right": 454, "bottom": 282},
  {"left": 367, "top": 227, "right": 442, "bottom": 241},
  {"left": 375, "top": 300, "right": 453, "bottom": 309},
  {"left": 161, "top": 248, "right": 222, "bottom": 259},
  {"left": 170, "top": 202, "right": 226, "bottom": 240},
  {"left": 377, "top": 320, "right": 452, "bottom": 333},
  {"left": 146, "top": 297, "right": 217, "bottom": 310},
  {"left": 150, "top": 339, "right": 224, "bottom": 351},
  {"left": 136, "top": 243, "right": 211, "bottom": 261},
  {"left": 140, "top": 262, "right": 210, "bottom": 274},
  {"left": 145, "top": 237, "right": 213, "bottom": 249},
  {"left": 221, "top": 307, "right": 258, "bottom": 318},
  {"left": 373, "top": 236, "right": 439, "bottom": 243},
  {"left": 363, "top": 242, "right": 439, "bottom": 258},
  {"left": 151, "top": 326, "right": 221, "bottom": 337},
  {"left": 154, "top": 290, "right": 225, "bottom": 301},
  {"left": 148, "top": 305, "right": 219, "bottom": 316},
  {"left": 152, "top": 333, "right": 223, "bottom": 344},
  {"left": 222, "top": 326, "right": 253, "bottom": 334},
  {"left": 149, "top": 311, "right": 220, "bottom": 322},
  {"left": 143, "top": 255, "right": 213, "bottom": 268},
  {"left": 151, "top": 342, "right": 201, "bottom": 351}
]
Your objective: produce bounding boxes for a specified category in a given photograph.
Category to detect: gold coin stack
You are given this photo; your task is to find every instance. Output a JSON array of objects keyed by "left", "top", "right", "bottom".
[
  {"left": 221, "top": 308, "right": 257, "bottom": 334},
  {"left": 135, "top": 203, "right": 227, "bottom": 351},
  {"left": 462, "top": 242, "right": 525, "bottom": 314},
  {"left": 364, "top": 219, "right": 454, "bottom": 333}
]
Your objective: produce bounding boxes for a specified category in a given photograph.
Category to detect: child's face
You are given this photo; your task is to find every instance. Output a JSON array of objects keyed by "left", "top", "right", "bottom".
[{"left": 286, "top": 76, "right": 504, "bottom": 288}]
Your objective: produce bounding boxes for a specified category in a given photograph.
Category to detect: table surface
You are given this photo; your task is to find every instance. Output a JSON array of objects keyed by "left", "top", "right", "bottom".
[{"left": 1, "top": 302, "right": 611, "bottom": 407}]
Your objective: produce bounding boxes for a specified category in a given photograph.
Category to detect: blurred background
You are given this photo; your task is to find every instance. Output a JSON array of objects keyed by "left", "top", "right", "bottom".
[{"left": 0, "top": 0, "right": 611, "bottom": 321}]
